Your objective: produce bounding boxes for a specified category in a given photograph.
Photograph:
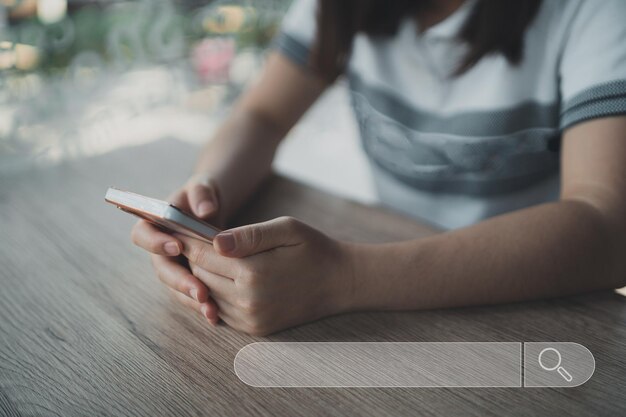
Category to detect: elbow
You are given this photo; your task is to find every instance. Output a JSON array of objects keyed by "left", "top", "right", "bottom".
[{"left": 561, "top": 188, "right": 626, "bottom": 290}]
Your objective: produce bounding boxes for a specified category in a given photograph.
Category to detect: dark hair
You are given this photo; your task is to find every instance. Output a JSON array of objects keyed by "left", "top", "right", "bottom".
[{"left": 312, "top": 0, "right": 543, "bottom": 81}]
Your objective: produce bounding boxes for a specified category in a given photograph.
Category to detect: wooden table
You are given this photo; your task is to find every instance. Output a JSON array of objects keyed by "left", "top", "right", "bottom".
[{"left": 1, "top": 139, "right": 625, "bottom": 416}]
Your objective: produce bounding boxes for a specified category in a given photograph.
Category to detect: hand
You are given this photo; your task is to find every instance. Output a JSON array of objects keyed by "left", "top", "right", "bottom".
[
  {"left": 131, "top": 173, "right": 223, "bottom": 325},
  {"left": 179, "top": 216, "right": 355, "bottom": 336}
]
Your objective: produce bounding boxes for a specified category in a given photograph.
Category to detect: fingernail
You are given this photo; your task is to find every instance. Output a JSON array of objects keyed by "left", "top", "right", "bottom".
[
  {"left": 197, "top": 201, "right": 213, "bottom": 217},
  {"left": 164, "top": 242, "right": 180, "bottom": 256},
  {"left": 201, "top": 303, "right": 211, "bottom": 320},
  {"left": 190, "top": 288, "right": 199, "bottom": 302},
  {"left": 216, "top": 232, "right": 235, "bottom": 253}
]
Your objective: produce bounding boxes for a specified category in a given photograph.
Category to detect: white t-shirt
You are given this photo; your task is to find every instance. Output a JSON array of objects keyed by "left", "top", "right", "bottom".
[{"left": 274, "top": 0, "right": 626, "bottom": 229}]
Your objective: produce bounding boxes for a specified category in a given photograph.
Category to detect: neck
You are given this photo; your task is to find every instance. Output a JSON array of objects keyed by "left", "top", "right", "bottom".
[{"left": 416, "top": 0, "right": 467, "bottom": 32}]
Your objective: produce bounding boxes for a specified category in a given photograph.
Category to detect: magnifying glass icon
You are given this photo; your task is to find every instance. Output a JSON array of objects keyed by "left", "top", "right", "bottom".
[{"left": 538, "top": 347, "right": 573, "bottom": 382}]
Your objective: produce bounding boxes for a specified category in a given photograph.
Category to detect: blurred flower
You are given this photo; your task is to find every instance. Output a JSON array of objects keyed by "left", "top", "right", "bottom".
[
  {"left": 203, "top": 5, "right": 256, "bottom": 34},
  {"left": 37, "top": 0, "right": 67, "bottom": 25},
  {"left": 191, "top": 37, "right": 235, "bottom": 84},
  {"left": 229, "top": 49, "right": 260, "bottom": 86},
  {"left": 0, "top": 41, "right": 40, "bottom": 70}
]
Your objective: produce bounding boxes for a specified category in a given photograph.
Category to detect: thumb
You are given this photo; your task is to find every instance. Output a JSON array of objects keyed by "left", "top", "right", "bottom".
[
  {"left": 188, "top": 181, "right": 219, "bottom": 219},
  {"left": 214, "top": 216, "right": 303, "bottom": 258}
]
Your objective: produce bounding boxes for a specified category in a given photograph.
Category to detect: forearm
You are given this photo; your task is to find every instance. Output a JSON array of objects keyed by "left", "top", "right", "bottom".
[
  {"left": 348, "top": 200, "right": 626, "bottom": 311},
  {"left": 194, "top": 107, "right": 284, "bottom": 223},
  {"left": 191, "top": 53, "right": 326, "bottom": 224}
]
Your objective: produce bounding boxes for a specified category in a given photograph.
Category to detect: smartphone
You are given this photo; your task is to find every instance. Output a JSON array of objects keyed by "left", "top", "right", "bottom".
[{"left": 105, "top": 187, "right": 221, "bottom": 243}]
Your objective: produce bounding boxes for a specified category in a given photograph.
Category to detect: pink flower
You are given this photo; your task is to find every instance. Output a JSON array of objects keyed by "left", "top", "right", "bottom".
[{"left": 192, "top": 38, "right": 236, "bottom": 84}]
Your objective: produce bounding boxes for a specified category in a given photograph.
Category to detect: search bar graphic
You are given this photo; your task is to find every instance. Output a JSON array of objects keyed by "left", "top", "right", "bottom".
[{"left": 234, "top": 342, "right": 594, "bottom": 388}]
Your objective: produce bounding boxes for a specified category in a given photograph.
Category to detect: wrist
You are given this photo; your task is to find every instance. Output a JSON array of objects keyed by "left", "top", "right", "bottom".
[{"left": 329, "top": 241, "right": 372, "bottom": 314}]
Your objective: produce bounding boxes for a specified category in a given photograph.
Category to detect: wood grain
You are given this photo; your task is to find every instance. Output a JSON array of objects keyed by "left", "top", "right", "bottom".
[{"left": 1, "top": 139, "right": 625, "bottom": 416}]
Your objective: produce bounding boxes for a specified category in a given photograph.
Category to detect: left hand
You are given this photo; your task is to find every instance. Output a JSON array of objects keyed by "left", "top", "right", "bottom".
[
  {"left": 131, "top": 174, "right": 224, "bottom": 326},
  {"left": 177, "top": 216, "right": 355, "bottom": 336}
]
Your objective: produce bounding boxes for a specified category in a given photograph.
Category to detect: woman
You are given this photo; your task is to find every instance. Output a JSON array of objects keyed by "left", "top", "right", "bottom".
[{"left": 131, "top": 0, "right": 626, "bottom": 336}]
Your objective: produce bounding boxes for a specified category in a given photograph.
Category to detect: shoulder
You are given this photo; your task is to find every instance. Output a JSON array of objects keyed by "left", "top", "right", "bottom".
[
  {"left": 542, "top": 0, "right": 626, "bottom": 33},
  {"left": 529, "top": 0, "right": 625, "bottom": 36},
  {"left": 281, "top": 0, "right": 318, "bottom": 43},
  {"left": 271, "top": 0, "right": 318, "bottom": 68},
  {"left": 555, "top": 0, "right": 626, "bottom": 129}
]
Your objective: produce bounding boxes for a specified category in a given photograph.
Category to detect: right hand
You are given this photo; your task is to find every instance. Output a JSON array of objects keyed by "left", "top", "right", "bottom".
[{"left": 131, "top": 173, "right": 223, "bottom": 326}]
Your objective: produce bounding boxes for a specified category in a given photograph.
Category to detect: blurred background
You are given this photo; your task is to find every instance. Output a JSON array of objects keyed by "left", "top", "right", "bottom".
[{"left": 0, "top": 0, "right": 375, "bottom": 202}]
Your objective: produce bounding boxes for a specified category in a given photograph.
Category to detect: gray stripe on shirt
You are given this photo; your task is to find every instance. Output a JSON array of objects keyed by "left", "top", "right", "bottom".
[
  {"left": 272, "top": 32, "right": 311, "bottom": 69},
  {"left": 348, "top": 71, "right": 561, "bottom": 137},
  {"left": 560, "top": 80, "right": 626, "bottom": 129}
]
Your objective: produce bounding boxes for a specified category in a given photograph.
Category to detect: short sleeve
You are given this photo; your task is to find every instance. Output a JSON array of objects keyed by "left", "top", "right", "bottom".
[
  {"left": 272, "top": 0, "right": 318, "bottom": 68},
  {"left": 559, "top": 0, "right": 626, "bottom": 130}
]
